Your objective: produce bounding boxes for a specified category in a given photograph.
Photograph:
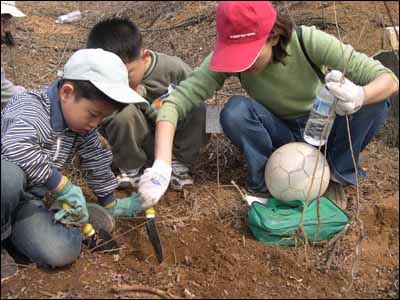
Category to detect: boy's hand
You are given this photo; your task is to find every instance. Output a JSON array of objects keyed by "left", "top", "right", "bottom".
[
  {"left": 325, "top": 70, "right": 365, "bottom": 115},
  {"left": 54, "top": 177, "right": 89, "bottom": 225},
  {"left": 138, "top": 160, "right": 171, "bottom": 209},
  {"left": 104, "top": 193, "right": 142, "bottom": 217}
]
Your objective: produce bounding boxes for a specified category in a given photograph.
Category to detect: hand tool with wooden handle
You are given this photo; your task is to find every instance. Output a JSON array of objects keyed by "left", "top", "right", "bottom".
[
  {"left": 62, "top": 203, "right": 118, "bottom": 252},
  {"left": 62, "top": 202, "right": 95, "bottom": 238}
]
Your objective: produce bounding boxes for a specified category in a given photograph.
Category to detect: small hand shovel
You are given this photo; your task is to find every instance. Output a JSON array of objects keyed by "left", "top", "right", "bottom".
[
  {"left": 62, "top": 202, "right": 118, "bottom": 252},
  {"left": 145, "top": 207, "right": 163, "bottom": 263}
]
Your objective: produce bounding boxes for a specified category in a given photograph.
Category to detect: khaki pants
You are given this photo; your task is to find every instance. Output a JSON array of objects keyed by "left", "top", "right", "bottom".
[{"left": 100, "top": 103, "right": 209, "bottom": 171}]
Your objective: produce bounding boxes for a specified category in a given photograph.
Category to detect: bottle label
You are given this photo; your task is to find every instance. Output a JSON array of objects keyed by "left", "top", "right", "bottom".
[{"left": 312, "top": 95, "right": 331, "bottom": 116}]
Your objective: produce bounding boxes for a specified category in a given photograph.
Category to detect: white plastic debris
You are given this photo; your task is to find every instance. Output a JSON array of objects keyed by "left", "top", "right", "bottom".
[
  {"left": 245, "top": 195, "right": 268, "bottom": 206},
  {"left": 56, "top": 10, "right": 81, "bottom": 24}
]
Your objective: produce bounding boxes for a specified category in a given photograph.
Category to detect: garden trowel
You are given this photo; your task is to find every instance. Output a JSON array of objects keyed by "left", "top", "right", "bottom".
[
  {"left": 145, "top": 207, "right": 163, "bottom": 263},
  {"left": 62, "top": 202, "right": 118, "bottom": 252}
]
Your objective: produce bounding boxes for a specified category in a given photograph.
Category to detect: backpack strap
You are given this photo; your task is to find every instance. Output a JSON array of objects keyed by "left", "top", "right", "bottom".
[{"left": 295, "top": 26, "right": 325, "bottom": 83}]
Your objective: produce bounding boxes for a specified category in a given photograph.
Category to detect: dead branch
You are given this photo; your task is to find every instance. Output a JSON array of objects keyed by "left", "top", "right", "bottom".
[
  {"left": 38, "top": 34, "right": 72, "bottom": 82},
  {"left": 332, "top": 2, "right": 367, "bottom": 291},
  {"left": 88, "top": 221, "right": 146, "bottom": 253},
  {"left": 141, "top": 14, "right": 212, "bottom": 32},
  {"left": 383, "top": 2, "right": 399, "bottom": 44},
  {"left": 323, "top": 223, "right": 350, "bottom": 254},
  {"left": 230, "top": 180, "right": 247, "bottom": 201},
  {"left": 111, "top": 284, "right": 180, "bottom": 299},
  {"left": 8, "top": 47, "right": 17, "bottom": 84},
  {"left": 38, "top": 290, "right": 55, "bottom": 298}
]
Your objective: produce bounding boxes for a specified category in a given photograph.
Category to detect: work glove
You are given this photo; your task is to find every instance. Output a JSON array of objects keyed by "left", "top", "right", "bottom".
[
  {"left": 138, "top": 160, "right": 172, "bottom": 209},
  {"left": 104, "top": 193, "right": 143, "bottom": 217},
  {"left": 325, "top": 70, "right": 365, "bottom": 116},
  {"left": 54, "top": 177, "right": 89, "bottom": 226},
  {"left": 144, "top": 84, "right": 176, "bottom": 121}
]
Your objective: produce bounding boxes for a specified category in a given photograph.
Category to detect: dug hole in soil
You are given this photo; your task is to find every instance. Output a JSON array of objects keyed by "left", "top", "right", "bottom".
[{"left": 1, "top": 1, "right": 398, "bottom": 299}]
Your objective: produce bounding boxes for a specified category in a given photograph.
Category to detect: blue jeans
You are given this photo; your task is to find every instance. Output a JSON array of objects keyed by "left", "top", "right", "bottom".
[
  {"left": 1, "top": 160, "right": 82, "bottom": 268},
  {"left": 220, "top": 96, "right": 390, "bottom": 192}
]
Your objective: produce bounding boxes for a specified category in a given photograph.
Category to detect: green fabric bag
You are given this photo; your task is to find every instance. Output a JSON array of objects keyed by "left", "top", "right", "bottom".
[{"left": 247, "top": 197, "right": 349, "bottom": 246}]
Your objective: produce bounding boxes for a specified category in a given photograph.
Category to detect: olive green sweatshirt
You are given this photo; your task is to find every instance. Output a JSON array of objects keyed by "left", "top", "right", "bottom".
[
  {"left": 157, "top": 25, "right": 398, "bottom": 127},
  {"left": 141, "top": 50, "right": 192, "bottom": 102}
]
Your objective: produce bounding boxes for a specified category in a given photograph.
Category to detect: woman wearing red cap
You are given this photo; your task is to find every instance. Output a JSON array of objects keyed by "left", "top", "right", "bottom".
[{"left": 137, "top": 1, "right": 398, "bottom": 209}]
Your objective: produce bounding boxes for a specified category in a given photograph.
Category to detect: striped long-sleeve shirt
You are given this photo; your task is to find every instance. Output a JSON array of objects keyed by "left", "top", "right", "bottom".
[{"left": 1, "top": 80, "right": 117, "bottom": 205}]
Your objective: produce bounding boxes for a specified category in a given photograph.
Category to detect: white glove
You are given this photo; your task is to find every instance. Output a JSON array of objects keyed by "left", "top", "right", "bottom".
[
  {"left": 138, "top": 160, "right": 172, "bottom": 209},
  {"left": 325, "top": 70, "right": 365, "bottom": 116}
]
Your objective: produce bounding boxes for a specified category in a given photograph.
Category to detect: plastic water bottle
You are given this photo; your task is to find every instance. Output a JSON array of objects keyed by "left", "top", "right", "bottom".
[
  {"left": 56, "top": 10, "right": 81, "bottom": 24},
  {"left": 303, "top": 84, "right": 336, "bottom": 146}
]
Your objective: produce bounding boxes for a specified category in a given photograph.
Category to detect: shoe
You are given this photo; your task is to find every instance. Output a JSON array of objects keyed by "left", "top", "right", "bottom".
[
  {"left": 330, "top": 172, "right": 342, "bottom": 184},
  {"left": 1, "top": 247, "right": 17, "bottom": 282},
  {"left": 116, "top": 167, "right": 143, "bottom": 189},
  {"left": 323, "top": 181, "right": 348, "bottom": 210},
  {"left": 247, "top": 188, "right": 271, "bottom": 199},
  {"left": 87, "top": 203, "right": 115, "bottom": 233},
  {"left": 170, "top": 160, "right": 193, "bottom": 191}
]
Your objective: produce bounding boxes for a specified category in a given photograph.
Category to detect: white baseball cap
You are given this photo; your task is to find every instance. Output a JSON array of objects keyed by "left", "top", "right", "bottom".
[
  {"left": 61, "top": 48, "right": 148, "bottom": 105},
  {"left": 1, "top": 1, "right": 26, "bottom": 17}
]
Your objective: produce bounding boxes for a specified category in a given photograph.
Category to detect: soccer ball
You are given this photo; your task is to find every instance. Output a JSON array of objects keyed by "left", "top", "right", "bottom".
[{"left": 265, "top": 142, "right": 330, "bottom": 201}]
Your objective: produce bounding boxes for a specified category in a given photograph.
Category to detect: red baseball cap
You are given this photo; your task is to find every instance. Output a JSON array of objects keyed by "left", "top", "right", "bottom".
[{"left": 210, "top": 1, "right": 277, "bottom": 73}]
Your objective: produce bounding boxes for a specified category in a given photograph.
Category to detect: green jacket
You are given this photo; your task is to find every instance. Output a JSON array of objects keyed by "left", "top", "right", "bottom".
[
  {"left": 157, "top": 25, "right": 398, "bottom": 127},
  {"left": 141, "top": 50, "right": 192, "bottom": 102}
]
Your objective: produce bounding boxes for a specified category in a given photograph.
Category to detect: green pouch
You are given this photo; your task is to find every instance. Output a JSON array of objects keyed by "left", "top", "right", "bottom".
[{"left": 247, "top": 197, "right": 349, "bottom": 246}]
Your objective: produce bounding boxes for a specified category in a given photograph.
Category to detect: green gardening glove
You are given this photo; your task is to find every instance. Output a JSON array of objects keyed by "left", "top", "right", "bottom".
[
  {"left": 54, "top": 177, "right": 89, "bottom": 226},
  {"left": 104, "top": 192, "right": 143, "bottom": 217}
]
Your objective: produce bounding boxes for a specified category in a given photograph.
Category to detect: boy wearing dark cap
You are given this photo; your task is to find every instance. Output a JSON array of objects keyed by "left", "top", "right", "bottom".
[{"left": 87, "top": 17, "right": 209, "bottom": 192}]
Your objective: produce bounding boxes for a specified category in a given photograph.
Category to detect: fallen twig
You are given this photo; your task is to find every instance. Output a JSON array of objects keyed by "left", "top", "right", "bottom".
[
  {"left": 230, "top": 180, "right": 247, "bottom": 201},
  {"left": 8, "top": 47, "right": 17, "bottom": 84},
  {"left": 111, "top": 284, "right": 180, "bottom": 299},
  {"left": 141, "top": 14, "right": 212, "bottom": 32},
  {"left": 38, "top": 35, "right": 72, "bottom": 82},
  {"left": 323, "top": 224, "right": 350, "bottom": 254},
  {"left": 332, "top": 2, "right": 366, "bottom": 291},
  {"left": 383, "top": 2, "right": 399, "bottom": 44},
  {"left": 88, "top": 221, "right": 147, "bottom": 253},
  {"left": 38, "top": 290, "right": 55, "bottom": 298}
]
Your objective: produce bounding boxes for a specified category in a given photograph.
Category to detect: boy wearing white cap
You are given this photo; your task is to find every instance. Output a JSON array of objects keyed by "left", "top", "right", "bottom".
[
  {"left": 1, "top": 49, "right": 148, "bottom": 280},
  {"left": 1, "top": 1, "right": 26, "bottom": 110}
]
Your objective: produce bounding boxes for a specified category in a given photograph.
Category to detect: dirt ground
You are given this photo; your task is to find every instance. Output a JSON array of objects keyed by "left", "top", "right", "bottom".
[{"left": 1, "top": 1, "right": 399, "bottom": 299}]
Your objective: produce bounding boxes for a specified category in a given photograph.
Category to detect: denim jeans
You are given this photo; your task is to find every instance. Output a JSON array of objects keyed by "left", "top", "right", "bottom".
[
  {"left": 220, "top": 95, "right": 390, "bottom": 192},
  {"left": 1, "top": 160, "right": 82, "bottom": 268}
]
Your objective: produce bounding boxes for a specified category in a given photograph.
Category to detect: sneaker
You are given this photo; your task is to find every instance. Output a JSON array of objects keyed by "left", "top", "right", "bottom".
[
  {"left": 1, "top": 247, "right": 17, "bottom": 282},
  {"left": 330, "top": 172, "right": 342, "bottom": 184},
  {"left": 323, "top": 181, "right": 348, "bottom": 210},
  {"left": 247, "top": 188, "right": 271, "bottom": 199},
  {"left": 87, "top": 203, "right": 115, "bottom": 234},
  {"left": 170, "top": 160, "right": 193, "bottom": 191},
  {"left": 116, "top": 167, "right": 143, "bottom": 189}
]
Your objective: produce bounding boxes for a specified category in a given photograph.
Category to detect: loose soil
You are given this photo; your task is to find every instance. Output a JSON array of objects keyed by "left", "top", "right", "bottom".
[{"left": 1, "top": 1, "right": 399, "bottom": 299}]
